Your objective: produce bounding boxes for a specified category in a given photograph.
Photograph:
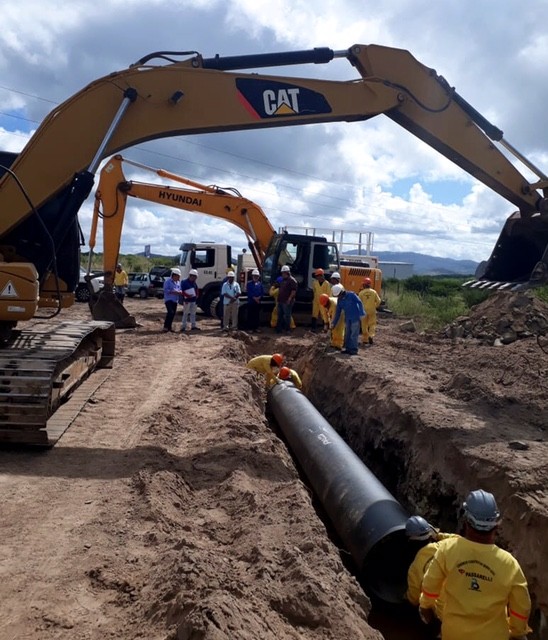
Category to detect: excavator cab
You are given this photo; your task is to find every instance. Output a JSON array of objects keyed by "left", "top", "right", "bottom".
[{"left": 469, "top": 211, "right": 548, "bottom": 289}]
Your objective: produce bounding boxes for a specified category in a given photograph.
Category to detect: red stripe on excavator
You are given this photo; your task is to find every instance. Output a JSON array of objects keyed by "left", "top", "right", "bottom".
[
  {"left": 509, "top": 609, "right": 528, "bottom": 620},
  {"left": 237, "top": 92, "right": 260, "bottom": 119},
  {"left": 422, "top": 590, "right": 439, "bottom": 599}
]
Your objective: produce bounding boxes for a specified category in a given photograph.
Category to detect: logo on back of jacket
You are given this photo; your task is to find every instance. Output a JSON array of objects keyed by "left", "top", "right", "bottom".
[{"left": 236, "top": 79, "right": 332, "bottom": 118}]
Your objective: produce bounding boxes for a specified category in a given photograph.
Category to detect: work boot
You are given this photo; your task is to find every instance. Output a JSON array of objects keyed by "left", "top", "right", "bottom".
[{"left": 368, "top": 337, "right": 374, "bottom": 345}]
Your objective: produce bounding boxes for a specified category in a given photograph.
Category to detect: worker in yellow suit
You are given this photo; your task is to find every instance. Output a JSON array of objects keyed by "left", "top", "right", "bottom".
[
  {"left": 246, "top": 353, "right": 284, "bottom": 386},
  {"left": 319, "top": 293, "right": 344, "bottom": 349},
  {"left": 269, "top": 278, "right": 296, "bottom": 329},
  {"left": 358, "top": 277, "right": 381, "bottom": 345},
  {"left": 311, "top": 268, "right": 331, "bottom": 332},
  {"left": 405, "top": 515, "right": 458, "bottom": 621},
  {"left": 277, "top": 366, "right": 303, "bottom": 389},
  {"left": 419, "top": 490, "right": 531, "bottom": 640}
]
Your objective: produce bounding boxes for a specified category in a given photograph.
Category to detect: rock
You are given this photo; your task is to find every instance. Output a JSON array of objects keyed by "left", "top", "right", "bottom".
[
  {"left": 500, "top": 331, "right": 517, "bottom": 345},
  {"left": 399, "top": 320, "right": 416, "bottom": 333},
  {"left": 508, "top": 441, "right": 529, "bottom": 451}
]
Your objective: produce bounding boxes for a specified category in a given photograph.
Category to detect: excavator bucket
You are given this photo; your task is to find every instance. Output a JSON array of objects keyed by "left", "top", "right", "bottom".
[
  {"left": 465, "top": 211, "right": 548, "bottom": 290},
  {"left": 90, "top": 289, "right": 137, "bottom": 328}
]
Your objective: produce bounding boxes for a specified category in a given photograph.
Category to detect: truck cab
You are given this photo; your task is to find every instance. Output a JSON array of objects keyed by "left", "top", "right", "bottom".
[{"left": 179, "top": 242, "right": 233, "bottom": 313}]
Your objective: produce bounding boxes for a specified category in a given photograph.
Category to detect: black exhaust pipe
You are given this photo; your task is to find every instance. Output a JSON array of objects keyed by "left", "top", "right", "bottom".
[{"left": 268, "top": 382, "right": 410, "bottom": 604}]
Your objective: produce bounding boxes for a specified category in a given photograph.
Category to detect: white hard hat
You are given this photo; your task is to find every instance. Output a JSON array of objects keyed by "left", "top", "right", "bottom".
[
  {"left": 189, "top": 269, "right": 199, "bottom": 276},
  {"left": 331, "top": 272, "right": 341, "bottom": 280},
  {"left": 227, "top": 270, "right": 235, "bottom": 277},
  {"left": 171, "top": 268, "right": 181, "bottom": 276},
  {"left": 281, "top": 265, "right": 290, "bottom": 273},
  {"left": 463, "top": 489, "right": 501, "bottom": 532},
  {"left": 331, "top": 284, "right": 344, "bottom": 297},
  {"left": 251, "top": 269, "right": 260, "bottom": 276},
  {"left": 405, "top": 516, "right": 436, "bottom": 541}
]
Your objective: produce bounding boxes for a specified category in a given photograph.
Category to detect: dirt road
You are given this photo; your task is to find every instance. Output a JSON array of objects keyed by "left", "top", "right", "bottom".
[{"left": 0, "top": 295, "right": 546, "bottom": 639}]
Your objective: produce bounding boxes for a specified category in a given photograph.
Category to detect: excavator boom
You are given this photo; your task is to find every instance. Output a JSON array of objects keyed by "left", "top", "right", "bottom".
[{"left": 1, "top": 44, "right": 547, "bottom": 292}]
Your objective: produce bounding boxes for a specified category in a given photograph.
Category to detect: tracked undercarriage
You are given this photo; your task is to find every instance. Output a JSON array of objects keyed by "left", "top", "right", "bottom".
[{"left": 0, "top": 320, "right": 114, "bottom": 446}]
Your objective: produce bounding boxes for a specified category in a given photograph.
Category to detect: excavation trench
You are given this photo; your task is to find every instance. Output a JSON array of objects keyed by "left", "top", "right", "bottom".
[{"left": 283, "top": 341, "right": 548, "bottom": 639}]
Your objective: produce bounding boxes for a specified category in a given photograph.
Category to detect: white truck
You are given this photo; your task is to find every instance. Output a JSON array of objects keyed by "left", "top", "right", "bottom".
[{"left": 178, "top": 242, "right": 257, "bottom": 315}]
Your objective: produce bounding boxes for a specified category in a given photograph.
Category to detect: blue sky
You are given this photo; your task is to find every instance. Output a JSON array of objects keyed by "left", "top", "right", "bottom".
[{"left": 0, "top": 0, "right": 546, "bottom": 262}]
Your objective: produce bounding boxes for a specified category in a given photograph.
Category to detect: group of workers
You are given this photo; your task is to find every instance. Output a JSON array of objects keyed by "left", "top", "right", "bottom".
[
  {"left": 406, "top": 489, "right": 531, "bottom": 639},
  {"left": 312, "top": 269, "right": 382, "bottom": 355}
]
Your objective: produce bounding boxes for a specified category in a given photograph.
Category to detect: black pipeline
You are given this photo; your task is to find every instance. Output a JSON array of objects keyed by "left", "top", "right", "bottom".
[{"left": 268, "top": 381, "right": 410, "bottom": 604}]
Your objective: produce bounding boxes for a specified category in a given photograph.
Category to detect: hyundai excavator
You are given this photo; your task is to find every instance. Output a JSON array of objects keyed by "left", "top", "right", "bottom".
[
  {"left": 88, "top": 154, "right": 382, "bottom": 327},
  {"left": 1, "top": 43, "right": 547, "bottom": 444}
]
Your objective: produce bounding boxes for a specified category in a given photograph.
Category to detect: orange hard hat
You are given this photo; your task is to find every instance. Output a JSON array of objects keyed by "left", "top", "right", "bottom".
[
  {"left": 279, "top": 366, "right": 291, "bottom": 380},
  {"left": 363, "top": 277, "right": 372, "bottom": 285},
  {"left": 319, "top": 293, "right": 330, "bottom": 307},
  {"left": 314, "top": 268, "right": 324, "bottom": 276},
  {"left": 271, "top": 353, "right": 284, "bottom": 366}
]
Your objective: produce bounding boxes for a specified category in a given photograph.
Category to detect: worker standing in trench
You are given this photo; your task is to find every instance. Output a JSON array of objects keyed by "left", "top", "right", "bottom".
[
  {"left": 419, "top": 489, "right": 531, "bottom": 640},
  {"left": 405, "top": 515, "right": 458, "bottom": 631},
  {"left": 276, "top": 366, "right": 303, "bottom": 389}
]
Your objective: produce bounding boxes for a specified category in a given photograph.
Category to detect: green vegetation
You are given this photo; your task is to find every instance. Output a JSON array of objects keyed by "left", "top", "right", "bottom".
[
  {"left": 382, "top": 275, "right": 548, "bottom": 331},
  {"left": 381, "top": 275, "right": 490, "bottom": 331},
  {"left": 81, "top": 253, "right": 178, "bottom": 273}
]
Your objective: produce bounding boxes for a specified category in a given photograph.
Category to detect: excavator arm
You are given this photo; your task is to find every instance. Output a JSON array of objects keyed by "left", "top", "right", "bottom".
[
  {"left": 1, "top": 43, "right": 547, "bottom": 296},
  {"left": 91, "top": 155, "right": 276, "bottom": 280},
  {"left": 88, "top": 154, "right": 278, "bottom": 326}
]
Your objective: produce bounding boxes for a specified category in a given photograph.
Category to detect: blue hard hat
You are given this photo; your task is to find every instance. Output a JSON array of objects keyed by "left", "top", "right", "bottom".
[{"left": 405, "top": 515, "right": 436, "bottom": 541}]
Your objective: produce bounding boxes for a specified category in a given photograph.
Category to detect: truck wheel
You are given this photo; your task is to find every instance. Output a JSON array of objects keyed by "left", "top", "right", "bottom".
[
  {"left": 139, "top": 288, "right": 148, "bottom": 299},
  {"left": 210, "top": 297, "right": 222, "bottom": 319},
  {"left": 75, "top": 284, "right": 91, "bottom": 303},
  {"left": 201, "top": 290, "right": 220, "bottom": 317}
]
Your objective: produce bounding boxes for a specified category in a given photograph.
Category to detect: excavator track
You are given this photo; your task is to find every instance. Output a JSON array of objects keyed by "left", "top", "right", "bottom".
[{"left": 0, "top": 320, "right": 115, "bottom": 446}]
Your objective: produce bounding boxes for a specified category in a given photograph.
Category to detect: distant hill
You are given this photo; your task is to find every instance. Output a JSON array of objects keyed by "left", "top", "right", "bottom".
[
  {"left": 345, "top": 250, "right": 479, "bottom": 276},
  {"left": 377, "top": 251, "right": 478, "bottom": 276}
]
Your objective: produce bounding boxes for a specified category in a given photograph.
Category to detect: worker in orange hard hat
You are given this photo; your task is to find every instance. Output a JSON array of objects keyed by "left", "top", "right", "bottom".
[
  {"left": 246, "top": 353, "right": 285, "bottom": 386},
  {"left": 277, "top": 365, "right": 303, "bottom": 390},
  {"left": 311, "top": 268, "right": 330, "bottom": 332},
  {"left": 319, "top": 292, "right": 344, "bottom": 350},
  {"left": 358, "top": 277, "right": 381, "bottom": 346}
]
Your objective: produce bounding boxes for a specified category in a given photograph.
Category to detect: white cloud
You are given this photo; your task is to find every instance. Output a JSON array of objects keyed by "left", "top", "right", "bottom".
[{"left": 0, "top": 0, "right": 546, "bottom": 266}]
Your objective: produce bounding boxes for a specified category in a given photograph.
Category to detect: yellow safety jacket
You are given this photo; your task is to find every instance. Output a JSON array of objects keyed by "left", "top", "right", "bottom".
[
  {"left": 320, "top": 297, "right": 344, "bottom": 348},
  {"left": 420, "top": 536, "right": 531, "bottom": 640},
  {"left": 358, "top": 287, "right": 381, "bottom": 315},
  {"left": 246, "top": 355, "right": 278, "bottom": 386},
  {"left": 406, "top": 533, "right": 458, "bottom": 618},
  {"left": 312, "top": 279, "right": 331, "bottom": 317},
  {"left": 114, "top": 270, "right": 129, "bottom": 286}
]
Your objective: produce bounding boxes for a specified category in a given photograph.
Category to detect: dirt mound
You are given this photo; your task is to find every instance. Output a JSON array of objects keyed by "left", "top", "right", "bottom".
[{"left": 445, "top": 292, "right": 548, "bottom": 344}]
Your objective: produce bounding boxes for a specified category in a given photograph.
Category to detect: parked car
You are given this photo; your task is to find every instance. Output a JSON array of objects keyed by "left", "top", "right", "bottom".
[
  {"left": 75, "top": 268, "right": 104, "bottom": 303},
  {"left": 126, "top": 273, "right": 165, "bottom": 299}
]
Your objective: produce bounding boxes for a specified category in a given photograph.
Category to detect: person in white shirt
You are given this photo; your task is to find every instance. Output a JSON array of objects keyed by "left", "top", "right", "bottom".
[{"left": 221, "top": 271, "right": 241, "bottom": 331}]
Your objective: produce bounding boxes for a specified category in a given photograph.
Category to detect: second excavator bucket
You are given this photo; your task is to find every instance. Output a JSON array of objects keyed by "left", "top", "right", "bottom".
[
  {"left": 90, "top": 289, "right": 137, "bottom": 329},
  {"left": 465, "top": 211, "right": 548, "bottom": 291}
]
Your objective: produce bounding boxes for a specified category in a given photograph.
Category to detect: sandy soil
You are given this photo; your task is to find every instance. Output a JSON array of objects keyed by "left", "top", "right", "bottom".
[{"left": 0, "top": 293, "right": 546, "bottom": 639}]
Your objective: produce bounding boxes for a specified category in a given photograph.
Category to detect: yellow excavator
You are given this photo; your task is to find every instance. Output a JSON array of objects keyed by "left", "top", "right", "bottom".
[
  {"left": 88, "top": 154, "right": 382, "bottom": 328},
  {"left": 0, "top": 43, "right": 547, "bottom": 444}
]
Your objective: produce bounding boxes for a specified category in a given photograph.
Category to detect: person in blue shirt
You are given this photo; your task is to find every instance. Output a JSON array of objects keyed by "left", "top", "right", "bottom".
[
  {"left": 162, "top": 268, "right": 182, "bottom": 332},
  {"left": 330, "top": 284, "right": 366, "bottom": 355},
  {"left": 180, "top": 269, "right": 200, "bottom": 332},
  {"left": 246, "top": 268, "right": 264, "bottom": 333}
]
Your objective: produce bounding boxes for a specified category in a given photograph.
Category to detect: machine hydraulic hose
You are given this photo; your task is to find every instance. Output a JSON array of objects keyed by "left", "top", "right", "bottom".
[{"left": 267, "top": 381, "right": 410, "bottom": 604}]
